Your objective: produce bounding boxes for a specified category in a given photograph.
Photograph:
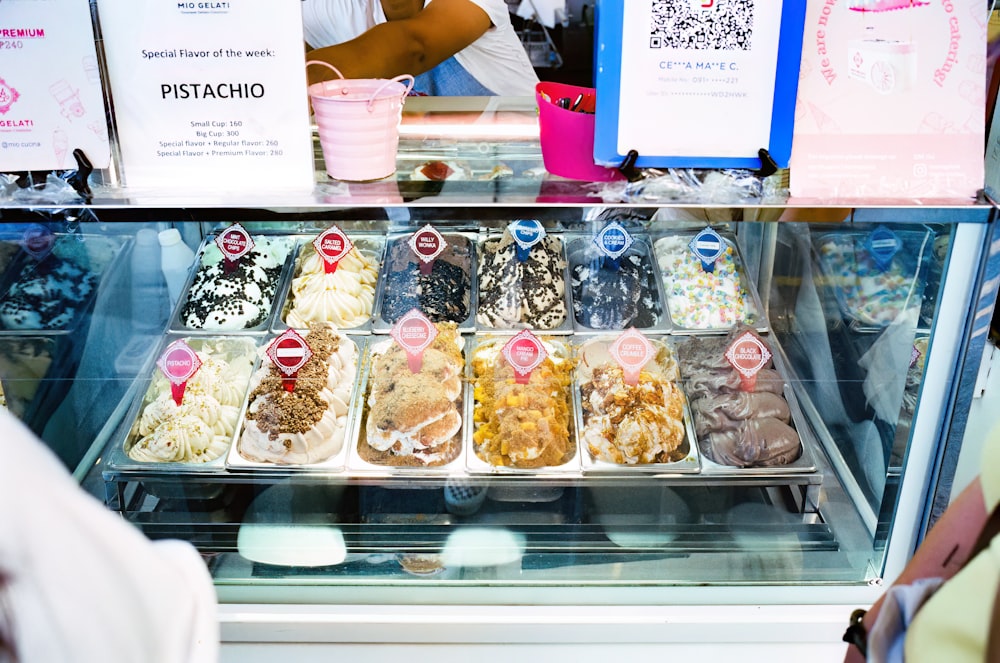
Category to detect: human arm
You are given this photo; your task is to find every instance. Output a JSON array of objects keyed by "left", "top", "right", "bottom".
[
  {"left": 381, "top": 0, "right": 424, "bottom": 20},
  {"left": 306, "top": 0, "right": 492, "bottom": 83},
  {"left": 844, "top": 476, "right": 988, "bottom": 662}
]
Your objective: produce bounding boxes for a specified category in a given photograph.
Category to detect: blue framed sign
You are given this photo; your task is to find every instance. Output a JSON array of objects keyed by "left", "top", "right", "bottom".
[{"left": 594, "top": 0, "right": 806, "bottom": 170}]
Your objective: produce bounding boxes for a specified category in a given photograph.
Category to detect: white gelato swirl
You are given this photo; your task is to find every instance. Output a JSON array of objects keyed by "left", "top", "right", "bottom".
[
  {"left": 128, "top": 414, "right": 229, "bottom": 463},
  {"left": 285, "top": 247, "right": 378, "bottom": 329}
]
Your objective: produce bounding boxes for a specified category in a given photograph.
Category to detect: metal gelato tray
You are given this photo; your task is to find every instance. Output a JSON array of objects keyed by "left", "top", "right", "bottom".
[
  {"left": 574, "top": 334, "right": 701, "bottom": 475},
  {"left": 225, "top": 331, "right": 365, "bottom": 473},
  {"left": 271, "top": 233, "right": 386, "bottom": 335},
  {"left": 169, "top": 232, "right": 297, "bottom": 335},
  {"left": 676, "top": 331, "right": 819, "bottom": 478},
  {"left": 372, "top": 230, "right": 478, "bottom": 335},
  {"left": 474, "top": 230, "right": 574, "bottom": 335},
  {"left": 812, "top": 227, "right": 933, "bottom": 333},
  {"left": 348, "top": 333, "right": 469, "bottom": 477},
  {"left": 466, "top": 335, "right": 582, "bottom": 477},
  {"left": 565, "top": 233, "right": 671, "bottom": 335},
  {"left": 106, "top": 334, "right": 262, "bottom": 483},
  {"left": 651, "top": 230, "right": 768, "bottom": 336}
]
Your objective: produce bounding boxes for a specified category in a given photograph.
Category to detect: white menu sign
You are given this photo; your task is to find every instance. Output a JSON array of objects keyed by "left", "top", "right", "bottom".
[
  {"left": 0, "top": 0, "right": 111, "bottom": 172},
  {"left": 95, "top": 0, "right": 314, "bottom": 191}
]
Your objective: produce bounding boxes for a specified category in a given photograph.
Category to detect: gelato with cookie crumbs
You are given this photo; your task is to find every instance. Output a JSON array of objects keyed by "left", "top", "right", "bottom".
[
  {"left": 477, "top": 230, "right": 566, "bottom": 330},
  {"left": 238, "top": 326, "right": 357, "bottom": 465}
]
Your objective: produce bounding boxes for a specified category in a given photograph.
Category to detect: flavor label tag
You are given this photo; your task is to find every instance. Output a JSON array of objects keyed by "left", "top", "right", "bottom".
[
  {"left": 157, "top": 339, "right": 202, "bottom": 406},
  {"left": 312, "top": 226, "right": 354, "bottom": 275},
  {"left": 267, "top": 329, "right": 313, "bottom": 393},
  {"left": 502, "top": 329, "right": 547, "bottom": 385},
  {"left": 409, "top": 224, "right": 447, "bottom": 276},
  {"left": 21, "top": 224, "right": 55, "bottom": 261},
  {"left": 216, "top": 223, "right": 254, "bottom": 272},
  {"left": 390, "top": 308, "right": 438, "bottom": 373},
  {"left": 689, "top": 226, "right": 725, "bottom": 273},
  {"left": 592, "top": 221, "right": 634, "bottom": 271},
  {"left": 725, "top": 330, "right": 772, "bottom": 392},
  {"left": 609, "top": 328, "right": 654, "bottom": 386},
  {"left": 865, "top": 226, "right": 901, "bottom": 272},
  {"left": 509, "top": 219, "right": 546, "bottom": 262}
]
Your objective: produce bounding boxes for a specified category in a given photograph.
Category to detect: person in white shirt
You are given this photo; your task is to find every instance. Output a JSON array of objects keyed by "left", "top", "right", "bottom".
[
  {"left": 302, "top": 0, "right": 539, "bottom": 96},
  {"left": 0, "top": 410, "right": 218, "bottom": 663}
]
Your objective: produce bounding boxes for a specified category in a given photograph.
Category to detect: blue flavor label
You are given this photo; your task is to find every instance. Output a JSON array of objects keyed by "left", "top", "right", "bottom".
[
  {"left": 689, "top": 226, "right": 725, "bottom": 273},
  {"left": 865, "top": 226, "right": 901, "bottom": 272},
  {"left": 509, "top": 219, "right": 546, "bottom": 262},
  {"left": 593, "top": 221, "right": 634, "bottom": 271}
]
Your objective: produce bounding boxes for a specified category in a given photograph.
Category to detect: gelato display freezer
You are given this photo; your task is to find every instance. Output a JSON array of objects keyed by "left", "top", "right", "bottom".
[{"left": 1, "top": 97, "right": 997, "bottom": 659}]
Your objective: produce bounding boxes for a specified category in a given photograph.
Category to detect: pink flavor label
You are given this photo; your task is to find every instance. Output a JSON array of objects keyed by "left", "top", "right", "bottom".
[
  {"left": 267, "top": 329, "right": 313, "bottom": 392},
  {"left": 216, "top": 223, "right": 255, "bottom": 268},
  {"left": 157, "top": 339, "right": 202, "bottom": 405},
  {"left": 408, "top": 224, "right": 446, "bottom": 275},
  {"left": 609, "top": 328, "right": 654, "bottom": 386},
  {"left": 502, "top": 330, "right": 547, "bottom": 385},
  {"left": 390, "top": 308, "right": 438, "bottom": 373},
  {"left": 725, "top": 330, "right": 772, "bottom": 392},
  {"left": 312, "top": 226, "right": 354, "bottom": 274}
]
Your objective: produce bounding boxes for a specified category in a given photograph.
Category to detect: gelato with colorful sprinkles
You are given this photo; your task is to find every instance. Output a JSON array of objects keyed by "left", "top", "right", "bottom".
[
  {"left": 654, "top": 235, "right": 751, "bottom": 329},
  {"left": 816, "top": 235, "right": 919, "bottom": 327}
]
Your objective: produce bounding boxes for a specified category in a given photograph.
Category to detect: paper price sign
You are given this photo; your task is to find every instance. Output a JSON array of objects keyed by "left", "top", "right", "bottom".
[
  {"left": 157, "top": 339, "right": 202, "bottom": 405},
  {"left": 390, "top": 308, "right": 438, "bottom": 373}
]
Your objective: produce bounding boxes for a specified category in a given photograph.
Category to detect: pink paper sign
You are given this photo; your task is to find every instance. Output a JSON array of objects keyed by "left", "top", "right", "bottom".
[
  {"left": 390, "top": 308, "right": 438, "bottom": 373},
  {"left": 609, "top": 328, "right": 654, "bottom": 386},
  {"left": 157, "top": 339, "right": 202, "bottom": 406},
  {"left": 725, "top": 330, "right": 772, "bottom": 392},
  {"left": 502, "top": 329, "right": 547, "bottom": 385}
]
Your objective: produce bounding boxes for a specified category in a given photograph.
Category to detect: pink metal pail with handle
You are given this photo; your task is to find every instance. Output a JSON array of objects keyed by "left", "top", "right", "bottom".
[
  {"left": 535, "top": 81, "right": 623, "bottom": 182},
  {"left": 307, "top": 61, "right": 414, "bottom": 182}
]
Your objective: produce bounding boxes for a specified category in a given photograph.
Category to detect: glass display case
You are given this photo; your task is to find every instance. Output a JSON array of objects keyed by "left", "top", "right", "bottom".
[{"left": 1, "top": 96, "right": 997, "bottom": 658}]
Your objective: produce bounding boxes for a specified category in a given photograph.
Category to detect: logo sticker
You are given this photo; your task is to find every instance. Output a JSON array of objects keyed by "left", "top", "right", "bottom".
[{"left": 0, "top": 78, "right": 20, "bottom": 115}]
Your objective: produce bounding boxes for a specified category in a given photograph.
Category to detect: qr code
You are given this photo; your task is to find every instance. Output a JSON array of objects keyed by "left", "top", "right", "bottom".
[{"left": 649, "top": 0, "right": 754, "bottom": 51}]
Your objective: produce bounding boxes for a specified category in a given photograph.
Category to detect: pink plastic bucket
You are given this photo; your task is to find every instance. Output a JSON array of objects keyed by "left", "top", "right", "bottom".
[
  {"left": 536, "top": 81, "right": 623, "bottom": 182},
  {"left": 307, "top": 61, "right": 415, "bottom": 182}
]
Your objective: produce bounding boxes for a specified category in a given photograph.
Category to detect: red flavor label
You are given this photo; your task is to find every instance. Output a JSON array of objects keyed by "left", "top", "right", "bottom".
[
  {"left": 312, "top": 226, "right": 354, "bottom": 275},
  {"left": 725, "top": 330, "right": 772, "bottom": 392},
  {"left": 502, "top": 330, "right": 547, "bottom": 385},
  {"left": 609, "top": 328, "right": 654, "bottom": 386},
  {"left": 390, "top": 308, "right": 438, "bottom": 373},
  {"left": 267, "top": 329, "right": 313, "bottom": 392},
  {"left": 216, "top": 223, "right": 255, "bottom": 271},
  {"left": 408, "top": 224, "right": 446, "bottom": 275},
  {"left": 157, "top": 339, "right": 202, "bottom": 406}
]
